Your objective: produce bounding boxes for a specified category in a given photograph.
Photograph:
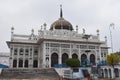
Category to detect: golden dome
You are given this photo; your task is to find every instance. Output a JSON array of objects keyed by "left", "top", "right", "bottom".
[
  {"left": 50, "top": 17, "right": 73, "bottom": 31},
  {"left": 50, "top": 5, "right": 73, "bottom": 31}
]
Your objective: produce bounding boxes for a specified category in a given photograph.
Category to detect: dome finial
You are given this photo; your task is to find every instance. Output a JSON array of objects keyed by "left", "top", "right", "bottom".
[{"left": 60, "top": 4, "right": 63, "bottom": 18}]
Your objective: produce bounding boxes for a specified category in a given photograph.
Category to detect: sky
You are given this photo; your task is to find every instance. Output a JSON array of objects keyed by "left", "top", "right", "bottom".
[{"left": 0, "top": 0, "right": 120, "bottom": 53}]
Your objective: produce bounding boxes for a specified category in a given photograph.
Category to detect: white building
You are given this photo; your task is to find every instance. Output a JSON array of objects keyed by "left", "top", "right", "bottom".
[
  {"left": 0, "top": 52, "right": 9, "bottom": 66},
  {"left": 6, "top": 6, "right": 108, "bottom": 69}
]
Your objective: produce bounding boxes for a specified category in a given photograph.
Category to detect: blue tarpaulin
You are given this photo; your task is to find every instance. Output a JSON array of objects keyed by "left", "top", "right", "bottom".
[
  {"left": 54, "top": 64, "right": 67, "bottom": 68},
  {"left": 0, "top": 64, "right": 9, "bottom": 68}
]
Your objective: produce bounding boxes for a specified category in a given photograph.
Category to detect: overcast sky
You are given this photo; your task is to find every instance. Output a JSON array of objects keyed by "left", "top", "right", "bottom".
[{"left": 0, "top": 0, "right": 120, "bottom": 53}]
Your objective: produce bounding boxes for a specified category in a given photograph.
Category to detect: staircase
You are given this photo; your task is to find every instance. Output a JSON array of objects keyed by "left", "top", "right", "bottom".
[{"left": 0, "top": 68, "right": 60, "bottom": 80}]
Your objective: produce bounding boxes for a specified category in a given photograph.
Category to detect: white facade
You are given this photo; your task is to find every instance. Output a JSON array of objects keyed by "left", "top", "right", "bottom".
[
  {"left": 6, "top": 8, "right": 108, "bottom": 68},
  {"left": 0, "top": 52, "right": 9, "bottom": 66},
  {"left": 100, "top": 66, "right": 120, "bottom": 79}
]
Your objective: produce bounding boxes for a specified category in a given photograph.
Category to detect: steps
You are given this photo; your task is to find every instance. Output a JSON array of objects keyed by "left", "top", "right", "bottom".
[{"left": 0, "top": 68, "right": 60, "bottom": 80}]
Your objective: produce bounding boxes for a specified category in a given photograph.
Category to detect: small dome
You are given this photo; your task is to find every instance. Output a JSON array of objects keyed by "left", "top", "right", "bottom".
[{"left": 50, "top": 17, "right": 73, "bottom": 31}]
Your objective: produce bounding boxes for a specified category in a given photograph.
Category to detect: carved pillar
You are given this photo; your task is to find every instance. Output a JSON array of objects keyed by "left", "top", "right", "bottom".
[
  {"left": 42, "top": 42, "right": 46, "bottom": 68},
  {"left": 59, "top": 43, "right": 61, "bottom": 64}
]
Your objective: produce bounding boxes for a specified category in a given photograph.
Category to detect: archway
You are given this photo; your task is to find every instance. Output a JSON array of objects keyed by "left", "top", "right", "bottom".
[
  {"left": 62, "top": 53, "right": 68, "bottom": 64},
  {"left": 101, "top": 69, "right": 104, "bottom": 78},
  {"left": 114, "top": 68, "right": 119, "bottom": 77},
  {"left": 109, "top": 69, "right": 112, "bottom": 78},
  {"left": 24, "top": 60, "right": 28, "bottom": 68},
  {"left": 13, "top": 59, "right": 17, "bottom": 68},
  {"left": 72, "top": 53, "right": 78, "bottom": 59},
  {"left": 33, "top": 60, "right": 38, "bottom": 68},
  {"left": 104, "top": 69, "right": 108, "bottom": 78},
  {"left": 81, "top": 54, "right": 87, "bottom": 65},
  {"left": 19, "top": 59, "right": 23, "bottom": 67},
  {"left": 51, "top": 53, "right": 58, "bottom": 67},
  {"left": 90, "top": 54, "right": 95, "bottom": 65}
]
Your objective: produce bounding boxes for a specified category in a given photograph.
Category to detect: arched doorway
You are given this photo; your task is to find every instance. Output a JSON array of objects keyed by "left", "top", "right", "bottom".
[
  {"left": 81, "top": 54, "right": 87, "bottom": 65},
  {"left": 109, "top": 69, "right": 112, "bottom": 78},
  {"left": 19, "top": 59, "right": 23, "bottom": 67},
  {"left": 13, "top": 59, "right": 17, "bottom": 68},
  {"left": 114, "top": 68, "right": 119, "bottom": 77},
  {"left": 33, "top": 60, "right": 38, "bottom": 68},
  {"left": 24, "top": 60, "right": 28, "bottom": 68},
  {"left": 101, "top": 69, "right": 104, "bottom": 78},
  {"left": 72, "top": 53, "right": 78, "bottom": 59},
  {"left": 105, "top": 69, "right": 108, "bottom": 78},
  {"left": 90, "top": 54, "right": 95, "bottom": 65},
  {"left": 51, "top": 53, "right": 58, "bottom": 67},
  {"left": 62, "top": 53, "right": 68, "bottom": 64}
]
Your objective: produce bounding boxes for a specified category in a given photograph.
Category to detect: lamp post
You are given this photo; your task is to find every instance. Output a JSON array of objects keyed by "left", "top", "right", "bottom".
[{"left": 109, "top": 23, "right": 114, "bottom": 53}]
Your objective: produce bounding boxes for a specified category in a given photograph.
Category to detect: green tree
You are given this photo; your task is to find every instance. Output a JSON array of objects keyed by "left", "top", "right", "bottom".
[
  {"left": 107, "top": 53, "right": 120, "bottom": 78},
  {"left": 107, "top": 53, "right": 120, "bottom": 68},
  {"left": 65, "top": 58, "right": 80, "bottom": 67}
]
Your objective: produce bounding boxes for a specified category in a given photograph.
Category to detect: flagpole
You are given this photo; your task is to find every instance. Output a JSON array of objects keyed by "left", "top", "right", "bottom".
[{"left": 109, "top": 23, "right": 114, "bottom": 53}]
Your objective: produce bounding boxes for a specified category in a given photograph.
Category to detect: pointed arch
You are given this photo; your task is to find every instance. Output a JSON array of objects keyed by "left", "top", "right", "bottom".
[
  {"left": 19, "top": 59, "right": 23, "bottom": 67},
  {"left": 51, "top": 53, "right": 58, "bottom": 67},
  {"left": 81, "top": 54, "right": 87, "bottom": 65},
  {"left": 90, "top": 54, "right": 95, "bottom": 65},
  {"left": 104, "top": 69, "right": 108, "bottom": 78},
  {"left": 72, "top": 53, "right": 78, "bottom": 59},
  {"left": 109, "top": 69, "right": 112, "bottom": 78},
  {"left": 33, "top": 60, "right": 38, "bottom": 68},
  {"left": 62, "top": 53, "right": 68, "bottom": 64},
  {"left": 24, "top": 60, "right": 28, "bottom": 68},
  {"left": 101, "top": 69, "right": 104, "bottom": 78},
  {"left": 13, "top": 59, "right": 17, "bottom": 68},
  {"left": 114, "top": 68, "right": 119, "bottom": 77}
]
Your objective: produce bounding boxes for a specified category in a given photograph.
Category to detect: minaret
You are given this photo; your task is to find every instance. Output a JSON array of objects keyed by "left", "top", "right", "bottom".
[
  {"left": 96, "top": 29, "right": 100, "bottom": 40},
  {"left": 40, "top": 25, "right": 43, "bottom": 31},
  {"left": 43, "top": 23, "right": 47, "bottom": 30},
  {"left": 60, "top": 5, "right": 63, "bottom": 30},
  {"left": 60, "top": 5, "right": 63, "bottom": 18},
  {"left": 82, "top": 28, "right": 85, "bottom": 34},
  {"left": 76, "top": 25, "right": 78, "bottom": 33},
  {"left": 11, "top": 26, "right": 14, "bottom": 41},
  {"left": 31, "top": 29, "right": 34, "bottom": 34}
]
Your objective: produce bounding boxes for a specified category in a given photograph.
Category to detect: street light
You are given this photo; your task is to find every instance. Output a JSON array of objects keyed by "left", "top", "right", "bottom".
[{"left": 109, "top": 23, "right": 115, "bottom": 53}]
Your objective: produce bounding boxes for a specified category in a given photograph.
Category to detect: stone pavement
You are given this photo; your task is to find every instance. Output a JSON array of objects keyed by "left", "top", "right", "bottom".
[
  {"left": 0, "top": 68, "right": 60, "bottom": 80},
  {"left": 62, "top": 78, "right": 120, "bottom": 80},
  {"left": 91, "top": 78, "right": 120, "bottom": 80}
]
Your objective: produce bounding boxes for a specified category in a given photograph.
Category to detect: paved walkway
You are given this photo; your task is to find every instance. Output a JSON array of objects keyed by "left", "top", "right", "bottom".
[
  {"left": 92, "top": 78, "right": 120, "bottom": 80},
  {"left": 62, "top": 78, "right": 120, "bottom": 80}
]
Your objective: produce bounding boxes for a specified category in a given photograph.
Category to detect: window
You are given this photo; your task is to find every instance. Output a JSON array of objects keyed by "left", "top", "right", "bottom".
[
  {"left": 14, "top": 48, "right": 18, "bottom": 55},
  {"left": 20, "top": 48, "right": 24, "bottom": 55},
  {"left": 33, "top": 60, "right": 38, "bottom": 68},
  {"left": 76, "top": 45, "right": 79, "bottom": 48},
  {"left": 13, "top": 59, "right": 17, "bottom": 68},
  {"left": 34, "top": 49, "right": 38, "bottom": 55},
  {"left": 101, "top": 52, "right": 103, "bottom": 57},
  {"left": 24, "top": 60, "right": 28, "bottom": 68},
  {"left": 19, "top": 59, "right": 23, "bottom": 67},
  {"left": 30, "top": 48, "right": 32, "bottom": 56},
  {"left": 104, "top": 53, "right": 106, "bottom": 57},
  {"left": 25, "top": 49, "right": 29, "bottom": 55},
  {"left": 51, "top": 43, "right": 60, "bottom": 47},
  {"left": 80, "top": 45, "right": 87, "bottom": 49},
  {"left": 89, "top": 46, "right": 95, "bottom": 49}
]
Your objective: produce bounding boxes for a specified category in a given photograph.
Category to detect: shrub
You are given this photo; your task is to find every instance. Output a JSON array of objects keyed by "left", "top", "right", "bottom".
[{"left": 65, "top": 58, "right": 80, "bottom": 67}]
